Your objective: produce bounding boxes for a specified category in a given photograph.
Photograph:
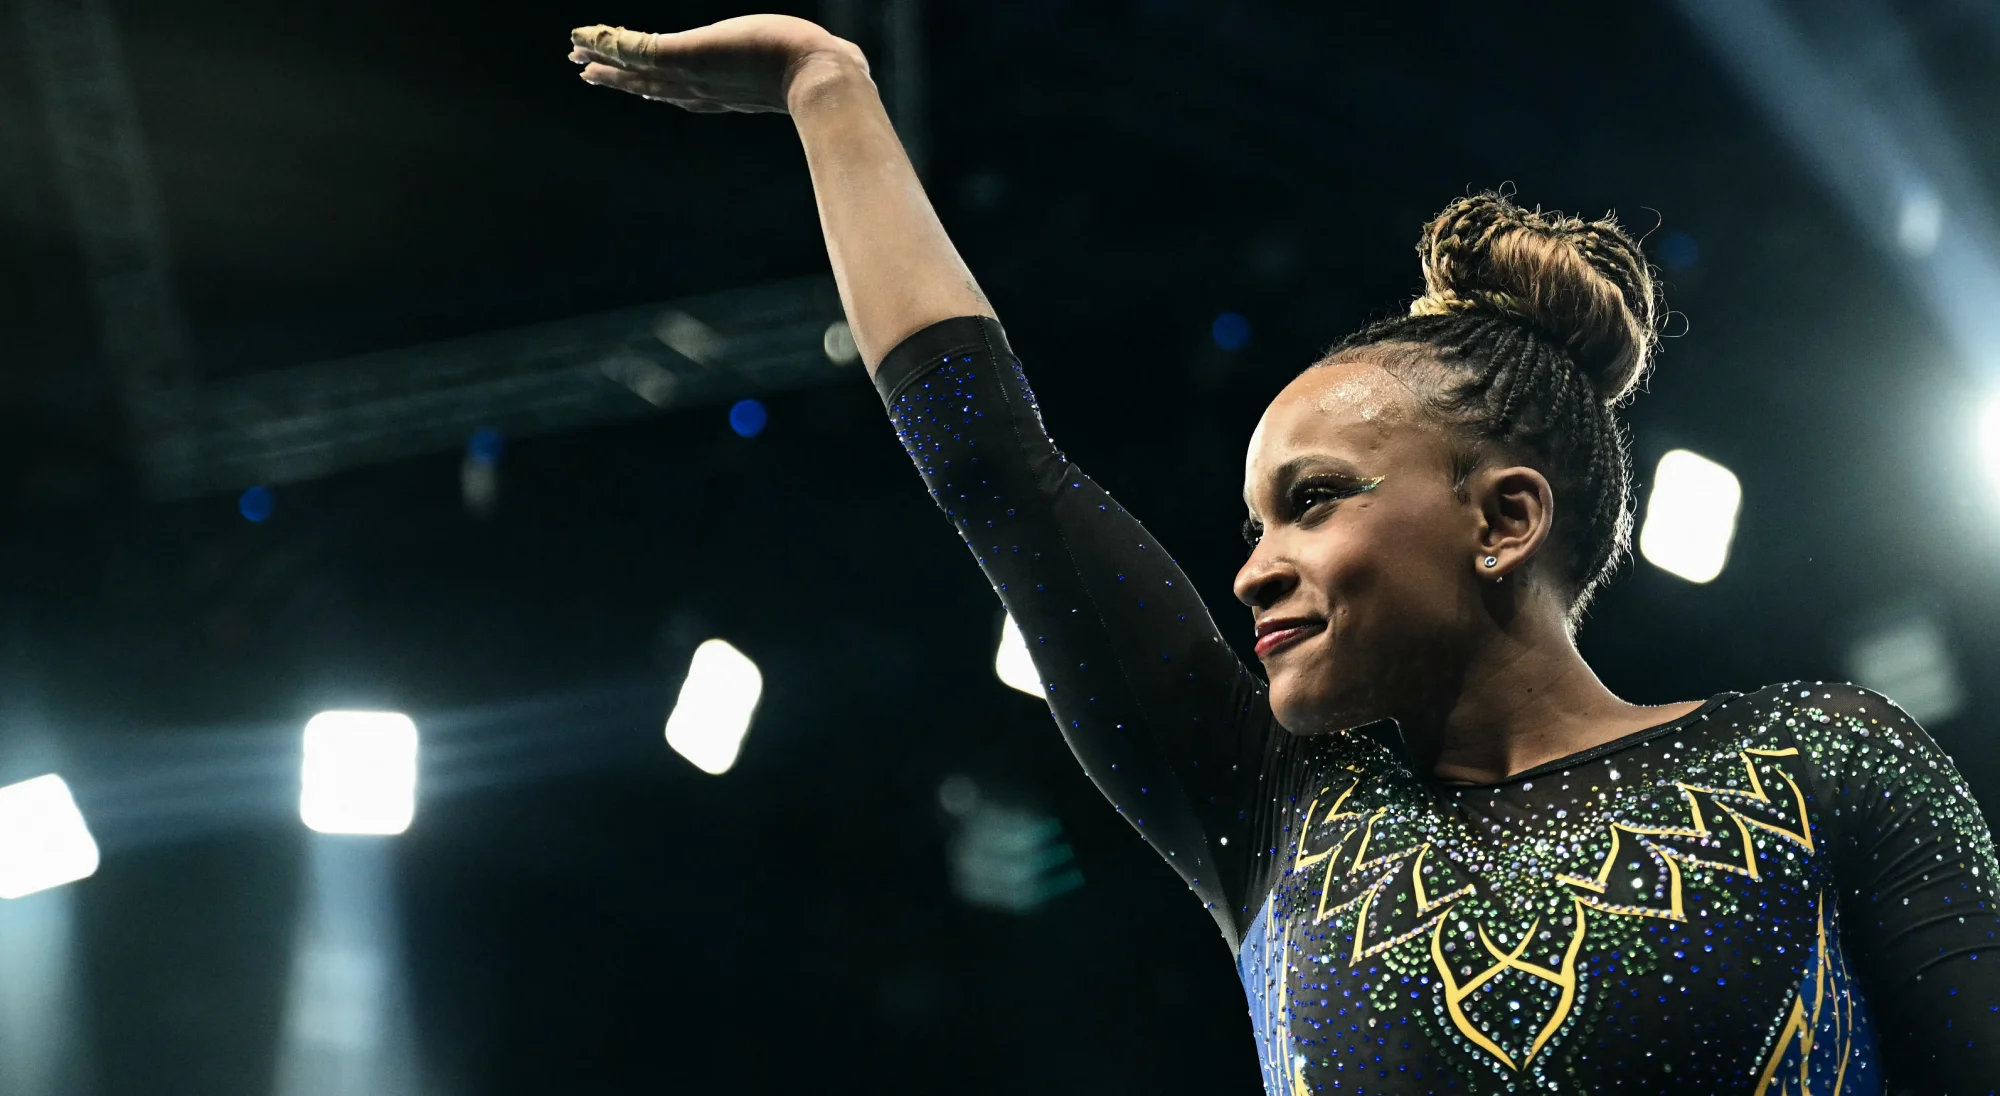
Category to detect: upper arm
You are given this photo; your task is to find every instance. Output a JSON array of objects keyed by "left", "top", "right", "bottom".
[{"left": 1814, "top": 685, "right": 2000, "bottom": 1093}]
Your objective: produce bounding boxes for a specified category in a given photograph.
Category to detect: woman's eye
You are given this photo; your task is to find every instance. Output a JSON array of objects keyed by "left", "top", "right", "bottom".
[
  {"left": 1247, "top": 478, "right": 1373, "bottom": 546},
  {"left": 1293, "top": 485, "right": 1346, "bottom": 514}
]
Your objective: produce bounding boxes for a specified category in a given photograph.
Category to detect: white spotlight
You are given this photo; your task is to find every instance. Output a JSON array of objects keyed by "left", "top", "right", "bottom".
[
  {"left": 1638, "top": 449, "right": 1742, "bottom": 584},
  {"left": 0, "top": 775, "right": 100, "bottom": 900},
  {"left": 994, "top": 613, "right": 1045, "bottom": 698},
  {"left": 300, "top": 712, "right": 419, "bottom": 836},
  {"left": 1978, "top": 396, "right": 2000, "bottom": 491},
  {"left": 1896, "top": 186, "right": 1944, "bottom": 257},
  {"left": 665, "top": 639, "right": 762, "bottom": 775},
  {"left": 821, "top": 320, "right": 859, "bottom": 365}
]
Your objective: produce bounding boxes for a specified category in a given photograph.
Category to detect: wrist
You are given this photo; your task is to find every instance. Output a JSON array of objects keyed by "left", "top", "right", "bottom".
[{"left": 785, "top": 50, "right": 876, "bottom": 115}]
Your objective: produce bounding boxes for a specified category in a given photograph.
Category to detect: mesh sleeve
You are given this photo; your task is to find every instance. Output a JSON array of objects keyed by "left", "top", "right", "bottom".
[
  {"left": 1811, "top": 683, "right": 2000, "bottom": 1094},
  {"left": 875, "top": 316, "right": 1284, "bottom": 947}
]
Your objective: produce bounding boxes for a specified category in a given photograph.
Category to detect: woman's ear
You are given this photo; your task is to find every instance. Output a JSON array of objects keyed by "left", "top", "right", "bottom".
[{"left": 1469, "top": 464, "right": 1554, "bottom": 581}]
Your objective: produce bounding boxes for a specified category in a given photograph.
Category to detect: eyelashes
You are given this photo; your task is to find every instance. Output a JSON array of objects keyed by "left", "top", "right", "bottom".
[{"left": 1241, "top": 475, "right": 1383, "bottom": 547}]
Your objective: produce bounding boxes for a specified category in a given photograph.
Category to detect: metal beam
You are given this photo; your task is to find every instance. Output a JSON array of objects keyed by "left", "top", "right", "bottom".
[
  {"left": 15, "top": 0, "right": 193, "bottom": 439},
  {"left": 142, "top": 276, "right": 852, "bottom": 499}
]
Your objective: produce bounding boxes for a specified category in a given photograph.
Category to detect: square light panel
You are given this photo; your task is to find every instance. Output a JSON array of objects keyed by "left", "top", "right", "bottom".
[
  {"left": 665, "top": 639, "right": 763, "bottom": 775},
  {"left": 300, "top": 711, "right": 419, "bottom": 835},
  {"left": 1638, "top": 449, "right": 1742, "bottom": 584},
  {"left": 0, "top": 774, "right": 100, "bottom": 899}
]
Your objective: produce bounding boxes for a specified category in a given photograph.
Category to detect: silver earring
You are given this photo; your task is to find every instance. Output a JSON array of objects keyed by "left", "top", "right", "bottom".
[{"left": 1482, "top": 556, "right": 1498, "bottom": 568}]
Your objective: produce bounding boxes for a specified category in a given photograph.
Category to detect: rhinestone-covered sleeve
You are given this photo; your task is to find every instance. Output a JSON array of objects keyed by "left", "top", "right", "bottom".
[
  {"left": 875, "top": 316, "right": 1283, "bottom": 948},
  {"left": 1800, "top": 683, "right": 2000, "bottom": 1091}
]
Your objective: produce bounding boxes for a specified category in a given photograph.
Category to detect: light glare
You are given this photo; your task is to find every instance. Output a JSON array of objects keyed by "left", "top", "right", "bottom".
[
  {"left": 0, "top": 775, "right": 99, "bottom": 900},
  {"left": 300, "top": 712, "right": 419, "bottom": 835},
  {"left": 1979, "top": 396, "right": 2000, "bottom": 490},
  {"left": 1638, "top": 449, "right": 1742, "bottom": 584},
  {"left": 994, "top": 614, "right": 1044, "bottom": 698},
  {"left": 665, "top": 639, "right": 763, "bottom": 775},
  {"left": 1847, "top": 612, "right": 1965, "bottom": 727}
]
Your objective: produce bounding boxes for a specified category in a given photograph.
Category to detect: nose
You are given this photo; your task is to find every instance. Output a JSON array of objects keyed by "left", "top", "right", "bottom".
[{"left": 1233, "top": 540, "right": 1298, "bottom": 611}]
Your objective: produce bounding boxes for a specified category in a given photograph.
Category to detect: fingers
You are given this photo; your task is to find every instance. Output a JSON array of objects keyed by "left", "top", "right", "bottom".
[
  {"left": 575, "top": 65, "right": 780, "bottom": 114},
  {"left": 569, "top": 25, "right": 668, "bottom": 70},
  {"left": 577, "top": 62, "right": 691, "bottom": 102}
]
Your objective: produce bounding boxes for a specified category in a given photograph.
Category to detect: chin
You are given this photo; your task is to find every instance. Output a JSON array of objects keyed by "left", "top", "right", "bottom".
[
  {"left": 1268, "top": 668, "right": 1374, "bottom": 736},
  {"left": 1268, "top": 679, "right": 1333, "bottom": 735}
]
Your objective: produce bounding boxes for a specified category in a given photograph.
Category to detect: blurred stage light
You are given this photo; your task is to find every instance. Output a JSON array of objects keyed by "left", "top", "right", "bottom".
[
  {"left": 729, "top": 398, "right": 768, "bottom": 438},
  {"left": 0, "top": 775, "right": 99, "bottom": 900},
  {"left": 466, "top": 426, "right": 504, "bottom": 466},
  {"left": 994, "top": 613, "right": 1044, "bottom": 698},
  {"left": 300, "top": 712, "right": 418, "bottom": 836},
  {"left": 1897, "top": 185, "right": 1944, "bottom": 257},
  {"left": 1979, "top": 396, "right": 2000, "bottom": 490},
  {"left": 460, "top": 458, "right": 499, "bottom": 518},
  {"left": 1210, "top": 311, "right": 1250, "bottom": 351},
  {"left": 274, "top": 837, "right": 419, "bottom": 1096},
  {"left": 1657, "top": 230, "right": 1700, "bottom": 272},
  {"left": 0, "top": 884, "right": 85, "bottom": 1096},
  {"left": 653, "top": 309, "right": 725, "bottom": 365},
  {"left": 461, "top": 427, "right": 503, "bottom": 517},
  {"left": 1668, "top": 0, "right": 2000, "bottom": 364},
  {"left": 239, "top": 485, "right": 274, "bottom": 523},
  {"left": 822, "top": 320, "right": 859, "bottom": 365},
  {"left": 1847, "top": 611, "right": 1966, "bottom": 726},
  {"left": 599, "top": 350, "right": 680, "bottom": 407},
  {"left": 665, "top": 639, "right": 762, "bottom": 775},
  {"left": 1638, "top": 449, "right": 1741, "bottom": 584},
  {"left": 944, "top": 785, "right": 1083, "bottom": 915}
]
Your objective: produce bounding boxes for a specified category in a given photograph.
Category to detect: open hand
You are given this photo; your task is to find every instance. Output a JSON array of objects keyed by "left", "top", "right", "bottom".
[{"left": 569, "top": 15, "right": 867, "bottom": 114}]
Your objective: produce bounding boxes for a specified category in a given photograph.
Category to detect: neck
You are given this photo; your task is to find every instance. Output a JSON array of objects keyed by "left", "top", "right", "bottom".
[{"left": 1396, "top": 607, "right": 1698, "bottom": 785}]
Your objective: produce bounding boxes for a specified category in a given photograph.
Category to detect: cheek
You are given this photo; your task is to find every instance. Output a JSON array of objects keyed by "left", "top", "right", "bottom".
[{"left": 1298, "top": 506, "right": 1461, "bottom": 607}]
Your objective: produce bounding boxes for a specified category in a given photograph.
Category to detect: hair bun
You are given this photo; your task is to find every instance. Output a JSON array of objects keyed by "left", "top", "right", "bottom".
[{"left": 1409, "top": 191, "right": 1660, "bottom": 404}]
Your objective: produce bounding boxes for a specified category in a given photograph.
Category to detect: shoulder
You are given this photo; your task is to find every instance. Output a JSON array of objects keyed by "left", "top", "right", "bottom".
[
  {"left": 1719, "top": 680, "right": 1958, "bottom": 778},
  {"left": 1710, "top": 680, "right": 1914, "bottom": 728}
]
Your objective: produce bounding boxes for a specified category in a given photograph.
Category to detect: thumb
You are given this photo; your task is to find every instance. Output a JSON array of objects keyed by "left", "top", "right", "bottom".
[{"left": 569, "top": 25, "right": 666, "bottom": 67}]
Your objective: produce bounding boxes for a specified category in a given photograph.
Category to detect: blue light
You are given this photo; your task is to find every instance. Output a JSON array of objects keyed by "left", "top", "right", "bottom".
[
  {"left": 1210, "top": 312, "right": 1250, "bottom": 351},
  {"left": 467, "top": 427, "right": 504, "bottom": 466},
  {"left": 239, "top": 485, "right": 274, "bottom": 523},
  {"left": 728, "top": 399, "right": 768, "bottom": 438},
  {"left": 1658, "top": 230, "right": 1700, "bottom": 272}
]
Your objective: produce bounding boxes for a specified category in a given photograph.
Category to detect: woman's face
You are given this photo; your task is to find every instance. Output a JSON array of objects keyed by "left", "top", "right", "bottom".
[{"left": 1233, "top": 355, "right": 1489, "bottom": 733}]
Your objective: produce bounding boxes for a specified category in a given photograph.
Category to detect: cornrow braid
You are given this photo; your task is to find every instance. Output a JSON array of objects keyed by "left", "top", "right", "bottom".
[{"left": 1322, "top": 191, "right": 1659, "bottom": 626}]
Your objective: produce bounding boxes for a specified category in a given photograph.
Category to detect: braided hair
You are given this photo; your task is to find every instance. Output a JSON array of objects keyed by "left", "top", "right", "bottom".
[{"left": 1323, "top": 191, "right": 1662, "bottom": 627}]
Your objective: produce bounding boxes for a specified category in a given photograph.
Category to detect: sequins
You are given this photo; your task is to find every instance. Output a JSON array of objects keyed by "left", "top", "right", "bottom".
[
  {"left": 877, "top": 319, "right": 2000, "bottom": 1094},
  {"left": 1240, "top": 683, "right": 1996, "bottom": 1093}
]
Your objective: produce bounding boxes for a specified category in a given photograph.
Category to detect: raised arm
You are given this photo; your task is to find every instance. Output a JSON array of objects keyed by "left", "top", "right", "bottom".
[
  {"left": 569, "top": 16, "right": 992, "bottom": 369},
  {"left": 571, "top": 18, "right": 1288, "bottom": 947}
]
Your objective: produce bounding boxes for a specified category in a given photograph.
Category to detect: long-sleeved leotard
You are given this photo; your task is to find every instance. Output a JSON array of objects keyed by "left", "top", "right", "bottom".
[{"left": 876, "top": 315, "right": 2000, "bottom": 1094}]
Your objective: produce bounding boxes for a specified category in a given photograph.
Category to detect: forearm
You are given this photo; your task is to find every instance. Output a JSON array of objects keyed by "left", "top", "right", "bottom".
[
  {"left": 873, "top": 316, "right": 1275, "bottom": 944},
  {"left": 786, "top": 58, "right": 994, "bottom": 373}
]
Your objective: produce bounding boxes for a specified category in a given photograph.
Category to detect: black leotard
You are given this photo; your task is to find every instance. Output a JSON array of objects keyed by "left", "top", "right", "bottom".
[{"left": 876, "top": 315, "right": 2000, "bottom": 1095}]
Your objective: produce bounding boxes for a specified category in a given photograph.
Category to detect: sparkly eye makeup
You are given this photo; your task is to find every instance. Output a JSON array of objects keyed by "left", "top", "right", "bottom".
[{"left": 1242, "top": 474, "right": 1382, "bottom": 546}]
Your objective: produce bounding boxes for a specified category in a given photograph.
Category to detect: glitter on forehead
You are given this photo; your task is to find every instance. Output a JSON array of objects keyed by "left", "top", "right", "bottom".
[{"left": 1315, "top": 374, "right": 1398, "bottom": 421}]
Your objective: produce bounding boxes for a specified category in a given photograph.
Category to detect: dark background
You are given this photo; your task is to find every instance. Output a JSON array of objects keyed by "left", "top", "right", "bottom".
[{"left": 1, "top": 0, "right": 1998, "bottom": 1092}]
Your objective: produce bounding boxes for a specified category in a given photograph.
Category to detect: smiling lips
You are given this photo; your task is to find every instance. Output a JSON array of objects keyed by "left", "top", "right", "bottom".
[{"left": 1253, "top": 617, "right": 1325, "bottom": 659}]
